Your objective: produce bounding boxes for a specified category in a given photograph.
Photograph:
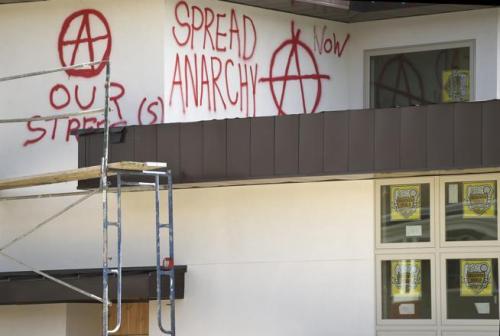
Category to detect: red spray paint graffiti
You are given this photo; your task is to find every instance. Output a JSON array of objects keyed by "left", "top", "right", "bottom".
[
  {"left": 313, "top": 25, "right": 350, "bottom": 58},
  {"left": 260, "top": 22, "right": 330, "bottom": 115},
  {"left": 138, "top": 96, "right": 165, "bottom": 125},
  {"left": 168, "top": 1, "right": 259, "bottom": 117},
  {"left": 23, "top": 8, "right": 164, "bottom": 147},
  {"left": 58, "top": 9, "right": 112, "bottom": 78},
  {"left": 23, "top": 82, "right": 129, "bottom": 146}
]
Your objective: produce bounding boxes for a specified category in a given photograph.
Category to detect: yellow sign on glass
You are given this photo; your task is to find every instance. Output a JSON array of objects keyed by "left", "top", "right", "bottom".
[
  {"left": 391, "top": 260, "right": 422, "bottom": 300},
  {"left": 460, "top": 259, "right": 493, "bottom": 297},
  {"left": 463, "top": 181, "right": 496, "bottom": 218},
  {"left": 443, "top": 69, "right": 470, "bottom": 102},
  {"left": 390, "top": 185, "right": 421, "bottom": 221}
]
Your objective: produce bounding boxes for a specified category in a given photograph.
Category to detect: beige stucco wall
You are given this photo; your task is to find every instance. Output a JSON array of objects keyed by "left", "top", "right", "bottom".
[
  {"left": 1, "top": 180, "right": 375, "bottom": 335},
  {"left": 0, "top": 304, "right": 67, "bottom": 335}
]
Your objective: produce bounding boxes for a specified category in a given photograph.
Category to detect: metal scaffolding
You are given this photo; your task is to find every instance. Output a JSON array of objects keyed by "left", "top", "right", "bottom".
[{"left": 0, "top": 61, "right": 176, "bottom": 335}]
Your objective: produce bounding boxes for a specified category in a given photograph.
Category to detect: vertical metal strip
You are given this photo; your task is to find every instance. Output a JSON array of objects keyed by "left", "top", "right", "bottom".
[
  {"left": 154, "top": 174, "right": 165, "bottom": 333},
  {"left": 168, "top": 171, "right": 176, "bottom": 336},
  {"left": 155, "top": 170, "right": 175, "bottom": 334},
  {"left": 101, "top": 61, "right": 111, "bottom": 336},
  {"left": 109, "top": 173, "right": 123, "bottom": 334}
]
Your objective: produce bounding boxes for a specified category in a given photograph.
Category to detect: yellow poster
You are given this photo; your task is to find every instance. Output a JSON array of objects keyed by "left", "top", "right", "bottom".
[
  {"left": 390, "top": 185, "right": 421, "bottom": 221},
  {"left": 391, "top": 260, "right": 422, "bottom": 300},
  {"left": 460, "top": 259, "right": 493, "bottom": 297},
  {"left": 443, "top": 69, "right": 470, "bottom": 102},
  {"left": 463, "top": 181, "right": 496, "bottom": 218}
]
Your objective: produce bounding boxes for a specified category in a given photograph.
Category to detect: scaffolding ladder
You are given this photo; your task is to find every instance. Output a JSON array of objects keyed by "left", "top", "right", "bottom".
[{"left": 0, "top": 61, "right": 176, "bottom": 336}]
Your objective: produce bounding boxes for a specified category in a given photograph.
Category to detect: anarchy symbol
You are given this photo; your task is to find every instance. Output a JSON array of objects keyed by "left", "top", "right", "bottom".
[
  {"left": 260, "top": 22, "right": 330, "bottom": 115},
  {"left": 58, "top": 9, "right": 112, "bottom": 78}
]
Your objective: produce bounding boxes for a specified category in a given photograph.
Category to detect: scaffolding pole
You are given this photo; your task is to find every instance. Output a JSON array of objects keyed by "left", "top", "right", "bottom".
[
  {"left": 0, "top": 108, "right": 105, "bottom": 124},
  {"left": 0, "top": 59, "right": 119, "bottom": 332},
  {"left": 0, "top": 61, "right": 102, "bottom": 82},
  {"left": 100, "top": 61, "right": 121, "bottom": 335},
  {"left": 0, "top": 190, "right": 98, "bottom": 253},
  {"left": 0, "top": 59, "right": 176, "bottom": 336}
]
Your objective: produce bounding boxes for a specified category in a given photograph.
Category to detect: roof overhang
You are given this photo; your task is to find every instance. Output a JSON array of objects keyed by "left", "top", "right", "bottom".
[
  {"left": 0, "top": 266, "right": 187, "bottom": 305},
  {"left": 221, "top": 0, "right": 493, "bottom": 23},
  {"left": 0, "top": 1, "right": 493, "bottom": 22}
]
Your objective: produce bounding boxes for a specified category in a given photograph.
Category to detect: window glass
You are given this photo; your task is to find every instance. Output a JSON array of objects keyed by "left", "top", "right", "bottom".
[
  {"left": 381, "top": 259, "right": 432, "bottom": 319},
  {"left": 370, "top": 46, "right": 470, "bottom": 108},
  {"left": 445, "top": 181, "right": 498, "bottom": 241},
  {"left": 446, "top": 258, "right": 499, "bottom": 319},
  {"left": 380, "top": 184, "right": 430, "bottom": 243}
]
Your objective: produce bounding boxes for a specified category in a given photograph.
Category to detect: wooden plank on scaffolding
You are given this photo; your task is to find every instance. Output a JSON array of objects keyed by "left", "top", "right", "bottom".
[{"left": 0, "top": 161, "right": 166, "bottom": 190}]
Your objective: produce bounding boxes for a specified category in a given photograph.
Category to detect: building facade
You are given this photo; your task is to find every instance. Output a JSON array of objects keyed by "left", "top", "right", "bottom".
[{"left": 0, "top": 0, "right": 499, "bottom": 335}]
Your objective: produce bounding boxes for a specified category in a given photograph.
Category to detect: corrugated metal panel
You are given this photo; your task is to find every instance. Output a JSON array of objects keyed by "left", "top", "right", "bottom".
[
  {"left": 227, "top": 118, "right": 251, "bottom": 179},
  {"left": 400, "top": 106, "right": 427, "bottom": 170},
  {"left": 349, "top": 109, "right": 374, "bottom": 172},
  {"left": 203, "top": 120, "right": 227, "bottom": 179},
  {"left": 134, "top": 125, "right": 157, "bottom": 163},
  {"left": 180, "top": 122, "right": 203, "bottom": 181},
  {"left": 482, "top": 100, "right": 500, "bottom": 166},
  {"left": 86, "top": 131, "right": 103, "bottom": 166},
  {"left": 454, "top": 101, "right": 482, "bottom": 167},
  {"left": 374, "top": 108, "right": 400, "bottom": 170},
  {"left": 275, "top": 114, "right": 299, "bottom": 176},
  {"left": 78, "top": 101, "right": 500, "bottom": 188},
  {"left": 250, "top": 117, "right": 274, "bottom": 177},
  {"left": 427, "top": 104, "right": 454, "bottom": 169},
  {"left": 299, "top": 113, "right": 324, "bottom": 175},
  {"left": 109, "top": 127, "right": 134, "bottom": 163},
  {"left": 157, "top": 123, "right": 181, "bottom": 181},
  {"left": 324, "top": 111, "right": 349, "bottom": 173}
]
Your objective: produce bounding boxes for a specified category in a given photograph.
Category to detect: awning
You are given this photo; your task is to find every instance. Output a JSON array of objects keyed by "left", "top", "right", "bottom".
[{"left": 0, "top": 266, "right": 187, "bottom": 305}]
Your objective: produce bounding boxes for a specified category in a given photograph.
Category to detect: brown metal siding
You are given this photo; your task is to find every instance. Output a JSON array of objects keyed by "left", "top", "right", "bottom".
[
  {"left": 299, "top": 113, "right": 324, "bottom": 175},
  {"left": 110, "top": 127, "right": 134, "bottom": 163},
  {"left": 180, "top": 122, "right": 203, "bottom": 181},
  {"left": 349, "top": 109, "right": 374, "bottom": 172},
  {"left": 374, "top": 108, "right": 400, "bottom": 171},
  {"left": 323, "top": 111, "right": 349, "bottom": 173},
  {"left": 400, "top": 106, "right": 427, "bottom": 170},
  {"left": 227, "top": 118, "right": 251, "bottom": 179},
  {"left": 427, "top": 104, "right": 454, "bottom": 169},
  {"left": 275, "top": 115, "right": 299, "bottom": 176},
  {"left": 78, "top": 132, "right": 86, "bottom": 170},
  {"left": 86, "top": 132, "right": 103, "bottom": 166},
  {"left": 203, "top": 120, "right": 227, "bottom": 179},
  {"left": 483, "top": 101, "right": 500, "bottom": 166},
  {"left": 134, "top": 125, "right": 157, "bottom": 163},
  {"left": 157, "top": 123, "right": 181, "bottom": 181},
  {"left": 454, "top": 102, "right": 482, "bottom": 168},
  {"left": 78, "top": 101, "right": 500, "bottom": 188},
  {"left": 250, "top": 117, "right": 274, "bottom": 177}
]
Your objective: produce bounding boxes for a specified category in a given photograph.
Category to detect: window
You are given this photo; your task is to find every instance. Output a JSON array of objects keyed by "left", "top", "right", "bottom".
[
  {"left": 376, "top": 177, "right": 435, "bottom": 249},
  {"left": 379, "top": 182, "right": 431, "bottom": 244},
  {"left": 445, "top": 258, "right": 498, "bottom": 320},
  {"left": 381, "top": 259, "right": 432, "bottom": 320},
  {"left": 365, "top": 41, "right": 474, "bottom": 109},
  {"left": 440, "top": 175, "right": 500, "bottom": 247},
  {"left": 376, "top": 173, "right": 500, "bottom": 335},
  {"left": 376, "top": 254, "right": 436, "bottom": 327}
]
